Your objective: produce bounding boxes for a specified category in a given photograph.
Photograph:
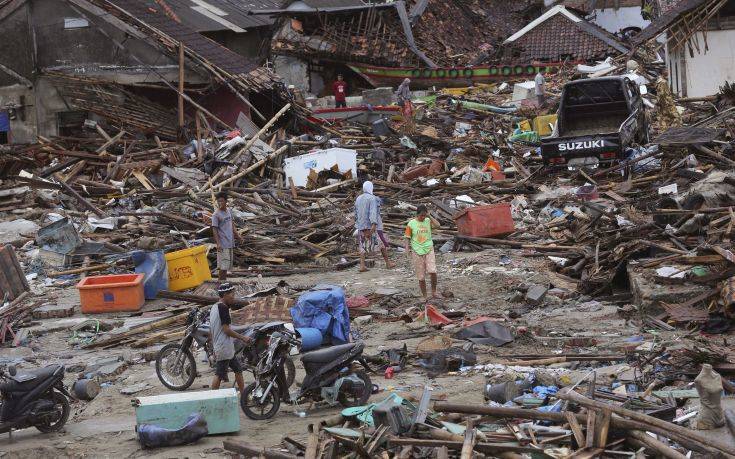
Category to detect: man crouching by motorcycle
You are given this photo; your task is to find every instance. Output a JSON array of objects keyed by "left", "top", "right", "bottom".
[{"left": 211, "top": 283, "right": 252, "bottom": 392}]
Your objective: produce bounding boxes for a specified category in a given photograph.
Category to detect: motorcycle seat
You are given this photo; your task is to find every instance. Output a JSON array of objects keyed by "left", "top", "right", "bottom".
[
  {"left": 301, "top": 343, "right": 361, "bottom": 364},
  {"left": 197, "top": 324, "right": 250, "bottom": 333},
  {"left": 0, "top": 365, "right": 61, "bottom": 393}
]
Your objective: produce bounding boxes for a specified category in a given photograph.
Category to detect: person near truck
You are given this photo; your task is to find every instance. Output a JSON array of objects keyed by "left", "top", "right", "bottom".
[
  {"left": 333, "top": 74, "right": 348, "bottom": 108},
  {"left": 404, "top": 204, "right": 441, "bottom": 299},
  {"left": 355, "top": 180, "right": 395, "bottom": 272},
  {"left": 212, "top": 192, "right": 242, "bottom": 281},
  {"left": 210, "top": 283, "right": 252, "bottom": 392},
  {"left": 534, "top": 71, "right": 546, "bottom": 107},
  {"left": 655, "top": 69, "right": 682, "bottom": 130}
]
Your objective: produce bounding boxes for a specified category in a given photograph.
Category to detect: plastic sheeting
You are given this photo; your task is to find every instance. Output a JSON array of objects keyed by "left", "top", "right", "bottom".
[
  {"left": 452, "top": 320, "right": 514, "bottom": 346},
  {"left": 138, "top": 413, "right": 208, "bottom": 448},
  {"left": 290, "top": 285, "right": 350, "bottom": 344},
  {"left": 132, "top": 250, "right": 169, "bottom": 300}
]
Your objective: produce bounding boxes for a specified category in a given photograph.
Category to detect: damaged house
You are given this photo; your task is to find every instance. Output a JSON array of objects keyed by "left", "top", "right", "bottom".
[
  {"left": 501, "top": 5, "right": 630, "bottom": 63},
  {"left": 0, "top": 0, "right": 278, "bottom": 145},
  {"left": 251, "top": 0, "right": 547, "bottom": 92},
  {"left": 634, "top": 0, "right": 735, "bottom": 97}
]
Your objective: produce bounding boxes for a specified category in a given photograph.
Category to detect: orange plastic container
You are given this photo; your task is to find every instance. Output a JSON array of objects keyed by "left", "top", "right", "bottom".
[
  {"left": 77, "top": 273, "right": 145, "bottom": 313},
  {"left": 453, "top": 203, "right": 515, "bottom": 238}
]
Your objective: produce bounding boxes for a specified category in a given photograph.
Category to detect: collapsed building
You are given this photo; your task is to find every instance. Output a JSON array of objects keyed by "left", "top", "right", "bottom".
[
  {"left": 0, "top": 0, "right": 280, "bottom": 145},
  {"left": 634, "top": 0, "right": 735, "bottom": 97},
  {"left": 251, "top": 0, "right": 632, "bottom": 97},
  {"left": 253, "top": 0, "right": 546, "bottom": 93}
]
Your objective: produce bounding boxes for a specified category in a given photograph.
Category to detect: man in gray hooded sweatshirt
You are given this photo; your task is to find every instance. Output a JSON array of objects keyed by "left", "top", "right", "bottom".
[{"left": 355, "top": 180, "right": 395, "bottom": 271}]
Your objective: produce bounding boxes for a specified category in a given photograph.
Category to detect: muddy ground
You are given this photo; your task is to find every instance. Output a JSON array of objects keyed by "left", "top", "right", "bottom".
[{"left": 0, "top": 248, "right": 644, "bottom": 458}]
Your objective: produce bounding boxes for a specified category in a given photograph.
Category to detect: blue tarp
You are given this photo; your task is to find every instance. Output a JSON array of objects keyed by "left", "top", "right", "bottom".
[
  {"left": 0, "top": 112, "right": 8, "bottom": 132},
  {"left": 131, "top": 250, "right": 168, "bottom": 300},
  {"left": 290, "top": 285, "right": 350, "bottom": 344}
]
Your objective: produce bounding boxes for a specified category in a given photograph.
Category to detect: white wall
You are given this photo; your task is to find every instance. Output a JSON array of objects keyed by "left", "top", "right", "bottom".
[
  {"left": 684, "top": 30, "right": 735, "bottom": 97},
  {"left": 591, "top": 6, "right": 650, "bottom": 33}
]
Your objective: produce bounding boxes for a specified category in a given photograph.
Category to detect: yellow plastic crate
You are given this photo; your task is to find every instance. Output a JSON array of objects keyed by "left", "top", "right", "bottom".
[
  {"left": 518, "top": 119, "right": 532, "bottom": 132},
  {"left": 164, "top": 245, "right": 212, "bottom": 291},
  {"left": 533, "top": 114, "right": 558, "bottom": 136}
]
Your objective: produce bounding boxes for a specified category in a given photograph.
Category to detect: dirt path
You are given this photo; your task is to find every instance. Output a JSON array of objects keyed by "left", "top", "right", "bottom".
[{"left": 0, "top": 248, "right": 633, "bottom": 457}]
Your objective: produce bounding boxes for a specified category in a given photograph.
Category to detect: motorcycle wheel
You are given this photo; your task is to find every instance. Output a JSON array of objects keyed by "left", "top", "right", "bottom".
[
  {"left": 337, "top": 370, "right": 372, "bottom": 408},
  {"left": 241, "top": 381, "right": 281, "bottom": 420},
  {"left": 283, "top": 357, "right": 296, "bottom": 388},
  {"left": 156, "top": 343, "right": 197, "bottom": 391},
  {"left": 35, "top": 391, "right": 70, "bottom": 433}
]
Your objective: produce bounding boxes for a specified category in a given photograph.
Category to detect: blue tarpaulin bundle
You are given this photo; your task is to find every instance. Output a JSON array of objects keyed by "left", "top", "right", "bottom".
[
  {"left": 138, "top": 413, "right": 208, "bottom": 448},
  {"left": 290, "top": 285, "right": 350, "bottom": 344},
  {"left": 131, "top": 250, "right": 169, "bottom": 300}
]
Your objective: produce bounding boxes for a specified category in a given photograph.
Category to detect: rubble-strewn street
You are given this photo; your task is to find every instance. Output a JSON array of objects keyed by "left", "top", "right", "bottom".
[{"left": 2, "top": 0, "right": 735, "bottom": 458}]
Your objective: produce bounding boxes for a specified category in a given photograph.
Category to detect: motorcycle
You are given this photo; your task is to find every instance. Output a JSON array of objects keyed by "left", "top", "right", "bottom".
[
  {"left": 241, "top": 328, "right": 372, "bottom": 420},
  {"left": 0, "top": 364, "right": 70, "bottom": 434},
  {"left": 155, "top": 308, "right": 296, "bottom": 391}
]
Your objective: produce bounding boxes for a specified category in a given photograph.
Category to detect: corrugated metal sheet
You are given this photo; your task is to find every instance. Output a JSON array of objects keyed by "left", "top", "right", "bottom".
[
  {"left": 164, "top": 0, "right": 286, "bottom": 32},
  {"left": 303, "top": 0, "right": 365, "bottom": 7},
  {"left": 106, "top": 0, "right": 263, "bottom": 75}
]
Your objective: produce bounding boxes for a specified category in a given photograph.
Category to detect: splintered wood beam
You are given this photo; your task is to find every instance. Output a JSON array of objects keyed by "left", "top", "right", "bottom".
[
  {"left": 178, "top": 42, "right": 185, "bottom": 131},
  {"left": 53, "top": 173, "right": 105, "bottom": 217}
]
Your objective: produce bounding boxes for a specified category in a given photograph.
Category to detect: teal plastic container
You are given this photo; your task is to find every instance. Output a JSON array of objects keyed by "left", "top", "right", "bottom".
[{"left": 133, "top": 388, "right": 240, "bottom": 435}]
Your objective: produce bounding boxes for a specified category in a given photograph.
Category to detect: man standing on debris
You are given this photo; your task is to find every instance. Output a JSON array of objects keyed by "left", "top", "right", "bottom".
[
  {"left": 656, "top": 69, "right": 682, "bottom": 130},
  {"left": 333, "top": 74, "right": 348, "bottom": 108},
  {"left": 355, "top": 180, "right": 395, "bottom": 272},
  {"left": 534, "top": 70, "right": 546, "bottom": 107},
  {"left": 212, "top": 192, "right": 242, "bottom": 282},
  {"left": 395, "top": 78, "right": 414, "bottom": 133},
  {"left": 404, "top": 204, "right": 440, "bottom": 299},
  {"left": 210, "top": 283, "right": 251, "bottom": 393}
]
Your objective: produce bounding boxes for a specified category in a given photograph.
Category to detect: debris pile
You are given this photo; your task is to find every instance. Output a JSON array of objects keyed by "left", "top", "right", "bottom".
[
  {"left": 2, "top": 37, "right": 735, "bottom": 458},
  {"left": 228, "top": 368, "right": 735, "bottom": 458}
]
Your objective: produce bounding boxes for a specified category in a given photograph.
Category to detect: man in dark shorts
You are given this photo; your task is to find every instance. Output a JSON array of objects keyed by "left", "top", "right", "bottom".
[{"left": 210, "top": 283, "right": 251, "bottom": 392}]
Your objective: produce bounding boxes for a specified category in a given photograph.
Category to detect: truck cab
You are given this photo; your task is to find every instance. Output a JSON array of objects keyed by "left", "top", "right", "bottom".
[{"left": 541, "top": 76, "right": 649, "bottom": 169}]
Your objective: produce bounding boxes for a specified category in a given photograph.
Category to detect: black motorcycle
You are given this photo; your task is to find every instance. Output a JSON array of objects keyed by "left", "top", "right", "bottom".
[
  {"left": 0, "top": 364, "right": 70, "bottom": 434},
  {"left": 241, "top": 328, "right": 372, "bottom": 420},
  {"left": 155, "top": 308, "right": 296, "bottom": 391}
]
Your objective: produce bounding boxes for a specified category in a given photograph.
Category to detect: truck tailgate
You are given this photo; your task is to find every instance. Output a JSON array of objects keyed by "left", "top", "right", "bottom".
[{"left": 541, "top": 133, "right": 622, "bottom": 166}]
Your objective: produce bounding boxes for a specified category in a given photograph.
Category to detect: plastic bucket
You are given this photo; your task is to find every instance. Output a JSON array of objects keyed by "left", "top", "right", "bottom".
[{"left": 296, "top": 327, "right": 323, "bottom": 352}]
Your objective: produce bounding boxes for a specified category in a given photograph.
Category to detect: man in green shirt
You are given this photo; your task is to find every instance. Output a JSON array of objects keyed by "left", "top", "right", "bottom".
[{"left": 404, "top": 205, "right": 441, "bottom": 299}]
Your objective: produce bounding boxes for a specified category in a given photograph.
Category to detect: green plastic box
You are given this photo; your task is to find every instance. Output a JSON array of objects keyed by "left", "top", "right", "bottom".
[{"left": 133, "top": 388, "right": 240, "bottom": 435}]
